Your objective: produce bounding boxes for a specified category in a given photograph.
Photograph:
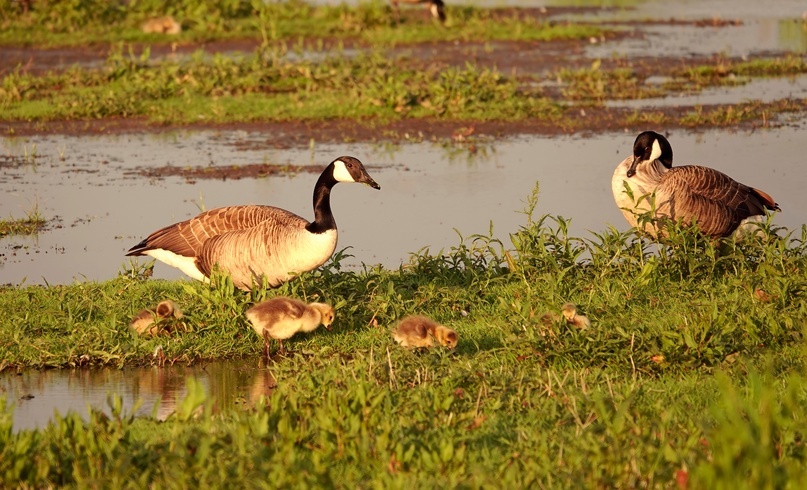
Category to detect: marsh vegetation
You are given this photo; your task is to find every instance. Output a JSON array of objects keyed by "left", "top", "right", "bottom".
[{"left": 2, "top": 0, "right": 807, "bottom": 487}]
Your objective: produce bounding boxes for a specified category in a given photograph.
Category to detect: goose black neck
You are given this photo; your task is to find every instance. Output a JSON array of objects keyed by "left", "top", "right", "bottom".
[{"left": 306, "top": 164, "right": 338, "bottom": 234}]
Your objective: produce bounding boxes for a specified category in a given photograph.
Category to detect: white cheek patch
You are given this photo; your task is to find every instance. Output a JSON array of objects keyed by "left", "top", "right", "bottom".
[
  {"left": 649, "top": 139, "right": 662, "bottom": 163},
  {"left": 332, "top": 160, "right": 355, "bottom": 183}
]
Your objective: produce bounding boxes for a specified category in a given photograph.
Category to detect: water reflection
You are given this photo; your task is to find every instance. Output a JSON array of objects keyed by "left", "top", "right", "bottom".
[{"left": 0, "top": 360, "right": 275, "bottom": 431}]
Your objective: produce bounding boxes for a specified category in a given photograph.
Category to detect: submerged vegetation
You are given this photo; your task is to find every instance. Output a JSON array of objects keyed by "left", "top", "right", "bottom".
[
  {"left": 1, "top": 191, "right": 807, "bottom": 486},
  {"left": 0, "top": 205, "right": 45, "bottom": 237}
]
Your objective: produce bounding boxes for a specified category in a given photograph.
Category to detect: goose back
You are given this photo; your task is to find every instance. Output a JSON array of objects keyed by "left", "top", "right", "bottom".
[
  {"left": 196, "top": 213, "right": 337, "bottom": 289},
  {"left": 612, "top": 132, "right": 780, "bottom": 238}
]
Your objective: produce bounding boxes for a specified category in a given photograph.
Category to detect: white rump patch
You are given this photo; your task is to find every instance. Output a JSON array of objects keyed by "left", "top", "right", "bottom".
[
  {"left": 332, "top": 160, "right": 355, "bottom": 183},
  {"left": 145, "top": 249, "right": 207, "bottom": 282}
]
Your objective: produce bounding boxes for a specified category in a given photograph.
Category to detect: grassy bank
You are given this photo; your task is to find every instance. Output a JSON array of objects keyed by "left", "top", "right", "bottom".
[
  {"left": 0, "top": 0, "right": 605, "bottom": 47},
  {"left": 3, "top": 44, "right": 806, "bottom": 128},
  {"left": 1, "top": 191, "right": 806, "bottom": 486}
]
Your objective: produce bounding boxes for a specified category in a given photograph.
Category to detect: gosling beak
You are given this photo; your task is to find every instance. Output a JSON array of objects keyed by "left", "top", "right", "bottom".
[
  {"left": 626, "top": 155, "right": 641, "bottom": 178},
  {"left": 325, "top": 323, "right": 333, "bottom": 331}
]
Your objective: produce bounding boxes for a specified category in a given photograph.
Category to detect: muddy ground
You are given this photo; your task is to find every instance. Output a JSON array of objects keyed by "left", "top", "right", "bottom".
[{"left": 1, "top": 5, "right": 804, "bottom": 178}]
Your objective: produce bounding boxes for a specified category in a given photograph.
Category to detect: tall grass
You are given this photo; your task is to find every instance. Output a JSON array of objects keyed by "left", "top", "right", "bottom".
[{"left": 1, "top": 185, "right": 806, "bottom": 486}]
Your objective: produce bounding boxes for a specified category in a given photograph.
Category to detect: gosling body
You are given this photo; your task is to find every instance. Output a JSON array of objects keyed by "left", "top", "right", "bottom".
[
  {"left": 245, "top": 297, "right": 335, "bottom": 356},
  {"left": 392, "top": 315, "right": 458, "bottom": 349},
  {"left": 130, "top": 300, "right": 183, "bottom": 335}
]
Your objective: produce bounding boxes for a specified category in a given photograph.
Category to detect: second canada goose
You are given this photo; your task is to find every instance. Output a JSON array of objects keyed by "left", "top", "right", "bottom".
[
  {"left": 126, "top": 156, "right": 380, "bottom": 290},
  {"left": 130, "top": 300, "right": 183, "bottom": 335},
  {"left": 612, "top": 131, "right": 781, "bottom": 239},
  {"left": 245, "top": 296, "right": 335, "bottom": 357},
  {"left": 392, "top": 0, "right": 446, "bottom": 24},
  {"left": 392, "top": 315, "right": 458, "bottom": 349}
]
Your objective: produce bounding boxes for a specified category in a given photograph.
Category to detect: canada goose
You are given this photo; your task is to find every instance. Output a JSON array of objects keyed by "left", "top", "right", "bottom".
[
  {"left": 126, "top": 156, "right": 380, "bottom": 290},
  {"left": 245, "top": 296, "right": 335, "bottom": 357},
  {"left": 392, "top": 315, "right": 458, "bottom": 349},
  {"left": 392, "top": 0, "right": 446, "bottom": 24},
  {"left": 130, "top": 300, "right": 183, "bottom": 335},
  {"left": 612, "top": 131, "right": 780, "bottom": 239},
  {"left": 141, "top": 16, "right": 182, "bottom": 35},
  {"left": 561, "top": 303, "right": 590, "bottom": 329}
]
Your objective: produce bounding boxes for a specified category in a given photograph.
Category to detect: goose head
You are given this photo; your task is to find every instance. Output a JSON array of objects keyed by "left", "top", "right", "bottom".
[
  {"left": 332, "top": 156, "right": 381, "bottom": 190},
  {"left": 627, "top": 131, "right": 673, "bottom": 178}
]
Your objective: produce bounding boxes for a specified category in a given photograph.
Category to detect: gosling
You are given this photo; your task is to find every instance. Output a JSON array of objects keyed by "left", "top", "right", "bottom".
[
  {"left": 561, "top": 303, "right": 590, "bottom": 329},
  {"left": 141, "top": 16, "right": 182, "bottom": 35},
  {"left": 245, "top": 297, "right": 335, "bottom": 357},
  {"left": 392, "top": 315, "right": 458, "bottom": 349},
  {"left": 130, "top": 300, "right": 183, "bottom": 336}
]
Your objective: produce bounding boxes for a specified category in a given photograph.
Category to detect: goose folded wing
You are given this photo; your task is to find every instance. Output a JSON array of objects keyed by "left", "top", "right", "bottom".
[
  {"left": 129, "top": 205, "right": 298, "bottom": 257},
  {"left": 664, "top": 166, "right": 767, "bottom": 236}
]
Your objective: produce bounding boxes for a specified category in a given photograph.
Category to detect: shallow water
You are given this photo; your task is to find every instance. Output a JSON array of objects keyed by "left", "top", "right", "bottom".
[
  {"left": 2, "top": 120, "right": 806, "bottom": 286},
  {"left": 0, "top": 360, "right": 275, "bottom": 431}
]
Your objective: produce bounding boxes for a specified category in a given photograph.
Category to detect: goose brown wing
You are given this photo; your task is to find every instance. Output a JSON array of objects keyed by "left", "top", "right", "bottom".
[
  {"left": 194, "top": 210, "right": 309, "bottom": 282},
  {"left": 127, "top": 205, "right": 301, "bottom": 257},
  {"left": 661, "top": 166, "right": 773, "bottom": 237}
]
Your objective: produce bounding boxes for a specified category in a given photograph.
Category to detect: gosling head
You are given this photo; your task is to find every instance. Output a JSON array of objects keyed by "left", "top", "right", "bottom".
[
  {"left": 310, "top": 303, "right": 335, "bottom": 331},
  {"left": 434, "top": 325, "right": 459, "bottom": 349},
  {"left": 627, "top": 130, "right": 673, "bottom": 178},
  {"left": 155, "top": 300, "right": 182, "bottom": 319},
  {"left": 561, "top": 303, "right": 578, "bottom": 322}
]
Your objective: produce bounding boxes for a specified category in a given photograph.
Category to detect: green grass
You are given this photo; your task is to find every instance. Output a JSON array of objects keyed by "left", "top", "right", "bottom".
[
  {"left": 0, "top": 204, "right": 45, "bottom": 237},
  {"left": 0, "top": 46, "right": 561, "bottom": 124},
  {"left": 1, "top": 190, "right": 806, "bottom": 486},
  {"left": 0, "top": 0, "right": 607, "bottom": 48}
]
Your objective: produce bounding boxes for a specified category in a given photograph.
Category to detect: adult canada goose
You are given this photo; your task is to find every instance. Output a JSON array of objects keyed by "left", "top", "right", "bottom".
[
  {"left": 130, "top": 300, "right": 183, "bottom": 335},
  {"left": 126, "top": 156, "right": 380, "bottom": 290},
  {"left": 612, "top": 131, "right": 781, "bottom": 239},
  {"left": 245, "top": 296, "right": 335, "bottom": 357},
  {"left": 392, "top": 315, "right": 458, "bottom": 349},
  {"left": 392, "top": 0, "right": 446, "bottom": 24}
]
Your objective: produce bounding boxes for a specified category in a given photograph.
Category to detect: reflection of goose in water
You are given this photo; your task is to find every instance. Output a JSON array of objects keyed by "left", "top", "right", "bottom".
[
  {"left": 133, "top": 366, "right": 188, "bottom": 421},
  {"left": 246, "top": 369, "right": 278, "bottom": 409}
]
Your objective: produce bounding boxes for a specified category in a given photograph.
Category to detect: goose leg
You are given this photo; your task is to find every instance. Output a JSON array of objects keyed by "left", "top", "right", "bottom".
[
  {"left": 392, "top": 0, "right": 401, "bottom": 24},
  {"left": 262, "top": 329, "right": 270, "bottom": 361}
]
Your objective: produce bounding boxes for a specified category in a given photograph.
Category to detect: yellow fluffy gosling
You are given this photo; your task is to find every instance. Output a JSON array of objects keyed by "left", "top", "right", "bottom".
[
  {"left": 392, "top": 315, "right": 458, "bottom": 349},
  {"left": 130, "top": 300, "right": 183, "bottom": 336},
  {"left": 561, "top": 303, "right": 590, "bottom": 329},
  {"left": 245, "top": 297, "right": 335, "bottom": 357}
]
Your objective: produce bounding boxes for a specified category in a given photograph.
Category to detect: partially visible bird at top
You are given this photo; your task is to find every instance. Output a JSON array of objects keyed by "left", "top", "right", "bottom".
[{"left": 392, "top": 0, "right": 446, "bottom": 24}]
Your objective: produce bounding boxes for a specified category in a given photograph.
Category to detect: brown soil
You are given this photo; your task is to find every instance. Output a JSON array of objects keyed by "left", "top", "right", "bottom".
[{"left": 1, "top": 6, "right": 802, "bottom": 181}]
